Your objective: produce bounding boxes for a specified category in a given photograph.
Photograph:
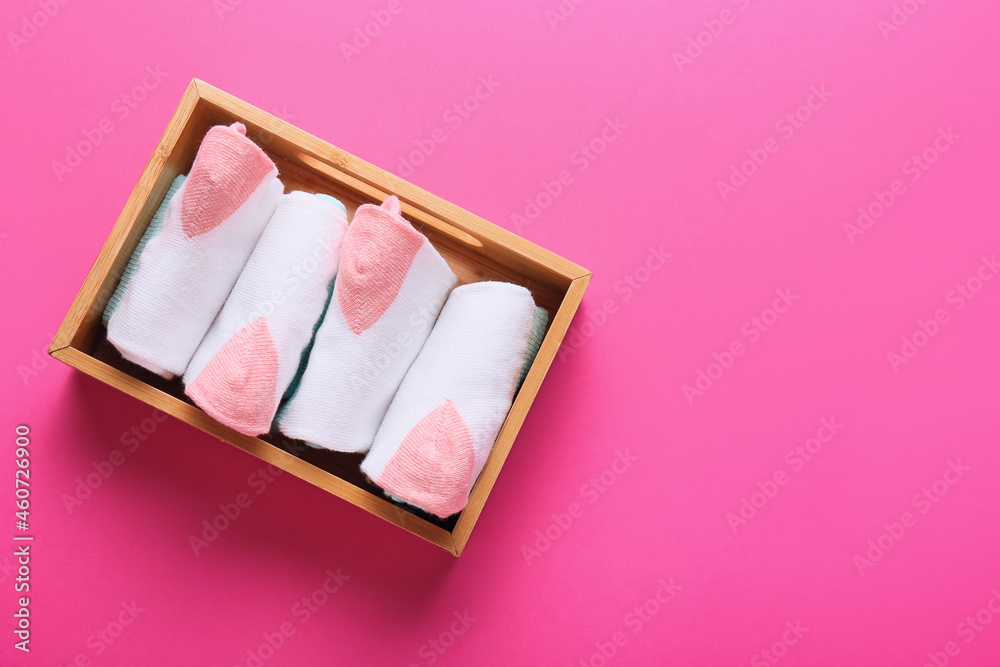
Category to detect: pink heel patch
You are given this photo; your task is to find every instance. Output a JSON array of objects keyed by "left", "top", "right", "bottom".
[
  {"left": 186, "top": 318, "right": 280, "bottom": 436},
  {"left": 180, "top": 124, "right": 276, "bottom": 238},
  {"left": 336, "top": 204, "right": 424, "bottom": 335},
  {"left": 378, "top": 400, "right": 475, "bottom": 517}
]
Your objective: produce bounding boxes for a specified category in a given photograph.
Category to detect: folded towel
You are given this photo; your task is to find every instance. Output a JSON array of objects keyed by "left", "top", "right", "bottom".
[
  {"left": 277, "top": 195, "right": 457, "bottom": 453},
  {"left": 102, "top": 174, "right": 186, "bottom": 326},
  {"left": 107, "top": 122, "right": 283, "bottom": 378},
  {"left": 184, "top": 192, "right": 349, "bottom": 436},
  {"left": 360, "top": 281, "right": 538, "bottom": 518}
]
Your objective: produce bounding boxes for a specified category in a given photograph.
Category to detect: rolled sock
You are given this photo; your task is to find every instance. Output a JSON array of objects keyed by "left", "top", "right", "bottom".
[
  {"left": 380, "top": 306, "right": 544, "bottom": 508},
  {"left": 360, "top": 281, "right": 536, "bottom": 518},
  {"left": 183, "top": 192, "right": 349, "bottom": 436},
  {"left": 103, "top": 175, "right": 186, "bottom": 326},
  {"left": 107, "top": 122, "right": 283, "bottom": 378},
  {"left": 277, "top": 195, "right": 457, "bottom": 453}
]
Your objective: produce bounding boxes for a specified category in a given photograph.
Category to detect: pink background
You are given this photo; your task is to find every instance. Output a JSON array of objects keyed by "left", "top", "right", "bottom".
[{"left": 2, "top": 0, "right": 999, "bottom": 665}]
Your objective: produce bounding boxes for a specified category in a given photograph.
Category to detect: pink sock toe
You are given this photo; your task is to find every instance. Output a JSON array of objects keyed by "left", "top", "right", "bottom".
[
  {"left": 180, "top": 123, "right": 276, "bottom": 239},
  {"left": 186, "top": 317, "right": 280, "bottom": 435},
  {"left": 378, "top": 400, "right": 475, "bottom": 517},
  {"left": 336, "top": 199, "right": 425, "bottom": 336}
]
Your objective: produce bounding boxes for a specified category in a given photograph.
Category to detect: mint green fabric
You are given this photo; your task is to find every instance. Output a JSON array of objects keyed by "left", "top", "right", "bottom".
[
  {"left": 273, "top": 276, "right": 337, "bottom": 433},
  {"left": 314, "top": 193, "right": 347, "bottom": 213},
  {"left": 517, "top": 305, "right": 549, "bottom": 390},
  {"left": 102, "top": 175, "right": 187, "bottom": 326}
]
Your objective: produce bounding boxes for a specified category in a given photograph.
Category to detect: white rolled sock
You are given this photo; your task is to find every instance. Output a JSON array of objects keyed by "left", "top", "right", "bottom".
[
  {"left": 183, "top": 192, "right": 349, "bottom": 436},
  {"left": 360, "top": 281, "right": 536, "bottom": 518},
  {"left": 107, "top": 122, "right": 283, "bottom": 378},
  {"left": 277, "top": 195, "right": 457, "bottom": 453},
  {"left": 103, "top": 174, "right": 186, "bottom": 327}
]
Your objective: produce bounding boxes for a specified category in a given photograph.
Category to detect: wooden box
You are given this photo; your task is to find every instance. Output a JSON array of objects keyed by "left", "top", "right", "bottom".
[{"left": 49, "top": 80, "right": 591, "bottom": 556}]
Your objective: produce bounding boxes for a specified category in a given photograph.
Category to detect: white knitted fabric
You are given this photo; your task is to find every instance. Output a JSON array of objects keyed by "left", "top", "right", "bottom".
[
  {"left": 361, "top": 281, "right": 536, "bottom": 518},
  {"left": 183, "top": 192, "right": 348, "bottom": 436},
  {"left": 277, "top": 196, "right": 457, "bottom": 453},
  {"left": 107, "top": 122, "right": 282, "bottom": 378},
  {"left": 102, "top": 174, "right": 187, "bottom": 327}
]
